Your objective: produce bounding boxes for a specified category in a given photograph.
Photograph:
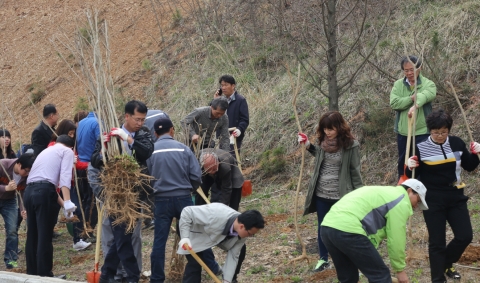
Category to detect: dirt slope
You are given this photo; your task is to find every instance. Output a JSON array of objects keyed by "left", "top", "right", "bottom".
[{"left": 0, "top": 0, "right": 165, "bottom": 144}]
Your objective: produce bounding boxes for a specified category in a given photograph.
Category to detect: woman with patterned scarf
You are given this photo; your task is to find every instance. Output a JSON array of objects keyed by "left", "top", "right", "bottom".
[{"left": 298, "top": 111, "right": 363, "bottom": 272}]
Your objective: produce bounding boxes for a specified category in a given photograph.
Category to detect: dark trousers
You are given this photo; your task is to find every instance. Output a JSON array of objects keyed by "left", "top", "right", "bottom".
[
  {"left": 24, "top": 182, "right": 59, "bottom": 277},
  {"left": 182, "top": 245, "right": 246, "bottom": 283},
  {"left": 422, "top": 190, "right": 472, "bottom": 283},
  {"left": 77, "top": 169, "right": 98, "bottom": 229},
  {"left": 150, "top": 195, "right": 194, "bottom": 283},
  {"left": 315, "top": 196, "right": 337, "bottom": 261},
  {"left": 101, "top": 217, "right": 140, "bottom": 282},
  {"left": 321, "top": 226, "right": 391, "bottom": 283},
  {"left": 396, "top": 133, "right": 429, "bottom": 178}
]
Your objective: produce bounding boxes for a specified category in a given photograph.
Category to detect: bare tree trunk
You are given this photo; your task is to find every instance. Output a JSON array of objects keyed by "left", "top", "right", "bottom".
[{"left": 326, "top": 0, "right": 339, "bottom": 111}]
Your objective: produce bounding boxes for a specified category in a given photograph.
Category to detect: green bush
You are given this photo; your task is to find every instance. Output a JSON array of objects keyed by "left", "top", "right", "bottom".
[
  {"left": 260, "top": 146, "right": 286, "bottom": 176},
  {"left": 75, "top": 97, "right": 89, "bottom": 112},
  {"left": 141, "top": 59, "right": 152, "bottom": 71},
  {"left": 28, "top": 81, "right": 46, "bottom": 103}
]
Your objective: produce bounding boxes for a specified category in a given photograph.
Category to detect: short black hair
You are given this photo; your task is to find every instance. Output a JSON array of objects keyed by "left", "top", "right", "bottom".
[
  {"left": 56, "top": 134, "right": 75, "bottom": 148},
  {"left": 125, "top": 100, "right": 148, "bottom": 115},
  {"left": 43, "top": 104, "right": 57, "bottom": 118},
  {"left": 426, "top": 109, "right": 453, "bottom": 131},
  {"left": 401, "top": 55, "right": 422, "bottom": 70},
  {"left": 211, "top": 97, "right": 229, "bottom": 111},
  {"left": 16, "top": 153, "right": 35, "bottom": 170},
  {"left": 219, "top": 75, "right": 236, "bottom": 85},
  {"left": 237, "top": 210, "right": 265, "bottom": 230}
]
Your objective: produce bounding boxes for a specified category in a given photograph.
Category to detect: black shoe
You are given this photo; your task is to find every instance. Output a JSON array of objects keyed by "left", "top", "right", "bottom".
[
  {"left": 52, "top": 231, "right": 61, "bottom": 239},
  {"left": 143, "top": 219, "right": 154, "bottom": 230},
  {"left": 54, "top": 274, "right": 67, "bottom": 279},
  {"left": 445, "top": 267, "right": 461, "bottom": 279},
  {"left": 99, "top": 277, "right": 117, "bottom": 283}
]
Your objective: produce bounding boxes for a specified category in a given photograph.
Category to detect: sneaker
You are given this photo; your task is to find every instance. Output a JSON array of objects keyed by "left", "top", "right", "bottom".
[
  {"left": 6, "top": 260, "right": 17, "bottom": 269},
  {"left": 445, "top": 267, "right": 461, "bottom": 279},
  {"left": 73, "top": 239, "right": 92, "bottom": 251},
  {"left": 314, "top": 259, "right": 329, "bottom": 272}
]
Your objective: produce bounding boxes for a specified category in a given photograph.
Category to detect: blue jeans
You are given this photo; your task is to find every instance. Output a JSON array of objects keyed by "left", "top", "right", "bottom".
[
  {"left": 0, "top": 198, "right": 18, "bottom": 264},
  {"left": 150, "top": 195, "right": 195, "bottom": 283},
  {"left": 315, "top": 196, "right": 336, "bottom": 261},
  {"left": 321, "top": 226, "right": 391, "bottom": 283}
]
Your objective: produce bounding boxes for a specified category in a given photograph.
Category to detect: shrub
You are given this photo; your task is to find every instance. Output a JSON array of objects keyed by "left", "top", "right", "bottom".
[
  {"left": 27, "top": 81, "right": 46, "bottom": 103},
  {"left": 260, "top": 146, "right": 286, "bottom": 176},
  {"left": 75, "top": 97, "right": 89, "bottom": 112},
  {"left": 141, "top": 59, "right": 152, "bottom": 71}
]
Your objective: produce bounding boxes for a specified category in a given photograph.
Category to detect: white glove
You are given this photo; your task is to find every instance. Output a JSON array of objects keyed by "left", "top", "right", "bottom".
[
  {"left": 407, "top": 156, "right": 419, "bottom": 170},
  {"left": 63, "top": 200, "right": 77, "bottom": 218},
  {"left": 110, "top": 128, "right": 129, "bottom": 141},
  {"left": 233, "top": 129, "right": 241, "bottom": 137},
  {"left": 229, "top": 135, "right": 235, "bottom": 145},
  {"left": 179, "top": 238, "right": 192, "bottom": 250},
  {"left": 470, "top": 142, "right": 480, "bottom": 154}
]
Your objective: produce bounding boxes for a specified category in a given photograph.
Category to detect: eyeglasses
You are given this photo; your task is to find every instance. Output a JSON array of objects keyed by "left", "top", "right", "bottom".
[
  {"left": 246, "top": 230, "right": 254, "bottom": 237},
  {"left": 431, "top": 131, "right": 448, "bottom": 137},
  {"left": 130, "top": 116, "right": 146, "bottom": 123}
]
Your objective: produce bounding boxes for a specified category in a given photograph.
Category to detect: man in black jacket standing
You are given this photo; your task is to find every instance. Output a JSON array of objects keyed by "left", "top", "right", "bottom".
[
  {"left": 31, "top": 104, "right": 59, "bottom": 156},
  {"left": 92, "top": 100, "right": 154, "bottom": 283},
  {"left": 214, "top": 75, "right": 249, "bottom": 154}
]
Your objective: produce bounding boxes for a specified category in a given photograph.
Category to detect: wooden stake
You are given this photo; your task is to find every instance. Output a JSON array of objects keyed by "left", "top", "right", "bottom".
[
  {"left": 447, "top": 81, "right": 480, "bottom": 159},
  {"left": 288, "top": 63, "right": 312, "bottom": 264}
]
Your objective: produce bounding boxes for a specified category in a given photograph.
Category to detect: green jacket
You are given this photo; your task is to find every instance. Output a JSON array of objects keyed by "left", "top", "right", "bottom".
[
  {"left": 303, "top": 140, "right": 363, "bottom": 216},
  {"left": 321, "top": 185, "right": 413, "bottom": 272},
  {"left": 389, "top": 74, "right": 436, "bottom": 136}
]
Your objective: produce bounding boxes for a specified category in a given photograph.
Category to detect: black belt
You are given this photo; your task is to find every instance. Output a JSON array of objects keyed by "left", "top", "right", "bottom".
[{"left": 28, "top": 181, "right": 53, "bottom": 186}]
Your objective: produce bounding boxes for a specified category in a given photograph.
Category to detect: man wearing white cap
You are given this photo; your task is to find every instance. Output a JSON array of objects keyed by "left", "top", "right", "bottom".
[{"left": 320, "top": 179, "right": 428, "bottom": 283}]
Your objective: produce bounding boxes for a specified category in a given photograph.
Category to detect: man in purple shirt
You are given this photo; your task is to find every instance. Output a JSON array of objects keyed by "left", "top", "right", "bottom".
[{"left": 24, "top": 135, "right": 77, "bottom": 277}]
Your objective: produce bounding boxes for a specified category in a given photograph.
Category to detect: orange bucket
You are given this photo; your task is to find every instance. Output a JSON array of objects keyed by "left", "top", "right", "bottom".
[{"left": 241, "top": 180, "right": 252, "bottom": 197}]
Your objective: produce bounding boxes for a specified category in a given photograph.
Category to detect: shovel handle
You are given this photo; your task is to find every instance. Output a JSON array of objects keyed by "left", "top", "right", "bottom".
[
  {"left": 94, "top": 203, "right": 105, "bottom": 272},
  {"left": 183, "top": 244, "right": 222, "bottom": 283},
  {"left": 196, "top": 188, "right": 210, "bottom": 204}
]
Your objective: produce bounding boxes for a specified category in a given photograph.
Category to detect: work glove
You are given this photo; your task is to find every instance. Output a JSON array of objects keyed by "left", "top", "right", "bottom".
[
  {"left": 63, "top": 200, "right": 77, "bottom": 219},
  {"left": 230, "top": 135, "right": 235, "bottom": 145},
  {"left": 407, "top": 156, "right": 419, "bottom": 170},
  {"left": 297, "top": 132, "right": 310, "bottom": 147},
  {"left": 179, "top": 238, "right": 192, "bottom": 250},
  {"left": 232, "top": 129, "right": 241, "bottom": 138},
  {"left": 103, "top": 132, "right": 111, "bottom": 149},
  {"left": 470, "top": 142, "right": 480, "bottom": 154},
  {"left": 110, "top": 128, "right": 129, "bottom": 141}
]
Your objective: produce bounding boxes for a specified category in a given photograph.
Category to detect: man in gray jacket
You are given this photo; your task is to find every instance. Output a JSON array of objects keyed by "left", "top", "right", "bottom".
[
  {"left": 180, "top": 98, "right": 230, "bottom": 151},
  {"left": 178, "top": 203, "right": 264, "bottom": 283},
  {"left": 147, "top": 116, "right": 204, "bottom": 283},
  {"left": 197, "top": 148, "right": 244, "bottom": 211}
]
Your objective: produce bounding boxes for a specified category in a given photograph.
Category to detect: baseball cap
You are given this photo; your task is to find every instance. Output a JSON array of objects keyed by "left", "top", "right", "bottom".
[
  {"left": 153, "top": 117, "right": 174, "bottom": 134},
  {"left": 402, "top": 179, "right": 428, "bottom": 210}
]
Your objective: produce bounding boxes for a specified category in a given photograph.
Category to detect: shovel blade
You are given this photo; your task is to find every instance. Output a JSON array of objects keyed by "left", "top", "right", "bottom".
[
  {"left": 241, "top": 180, "right": 252, "bottom": 197},
  {"left": 86, "top": 270, "right": 101, "bottom": 283}
]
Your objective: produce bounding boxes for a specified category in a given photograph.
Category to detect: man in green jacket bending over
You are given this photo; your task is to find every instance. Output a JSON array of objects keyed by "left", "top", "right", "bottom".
[
  {"left": 320, "top": 179, "right": 428, "bottom": 283},
  {"left": 390, "top": 55, "right": 436, "bottom": 179}
]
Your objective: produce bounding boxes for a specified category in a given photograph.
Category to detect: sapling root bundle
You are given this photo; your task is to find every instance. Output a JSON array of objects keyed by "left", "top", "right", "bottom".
[{"left": 100, "top": 154, "right": 152, "bottom": 233}]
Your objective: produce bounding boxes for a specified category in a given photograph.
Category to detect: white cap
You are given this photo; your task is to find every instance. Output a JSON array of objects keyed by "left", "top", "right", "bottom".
[{"left": 402, "top": 179, "right": 428, "bottom": 210}]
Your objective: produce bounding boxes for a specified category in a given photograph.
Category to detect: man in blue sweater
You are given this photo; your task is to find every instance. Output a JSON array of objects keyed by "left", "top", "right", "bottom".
[{"left": 147, "top": 116, "right": 206, "bottom": 283}]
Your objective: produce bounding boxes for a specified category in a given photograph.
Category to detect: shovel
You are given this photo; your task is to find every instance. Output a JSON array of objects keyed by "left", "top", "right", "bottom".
[
  {"left": 86, "top": 201, "right": 105, "bottom": 283},
  {"left": 397, "top": 117, "right": 414, "bottom": 185},
  {"left": 182, "top": 244, "right": 221, "bottom": 283},
  {"left": 229, "top": 127, "right": 252, "bottom": 197}
]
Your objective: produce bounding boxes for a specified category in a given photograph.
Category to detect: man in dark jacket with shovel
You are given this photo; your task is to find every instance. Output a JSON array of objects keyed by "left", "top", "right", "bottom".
[{"left": 197, "top": 148, "right": 244, "bottom": 211}]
